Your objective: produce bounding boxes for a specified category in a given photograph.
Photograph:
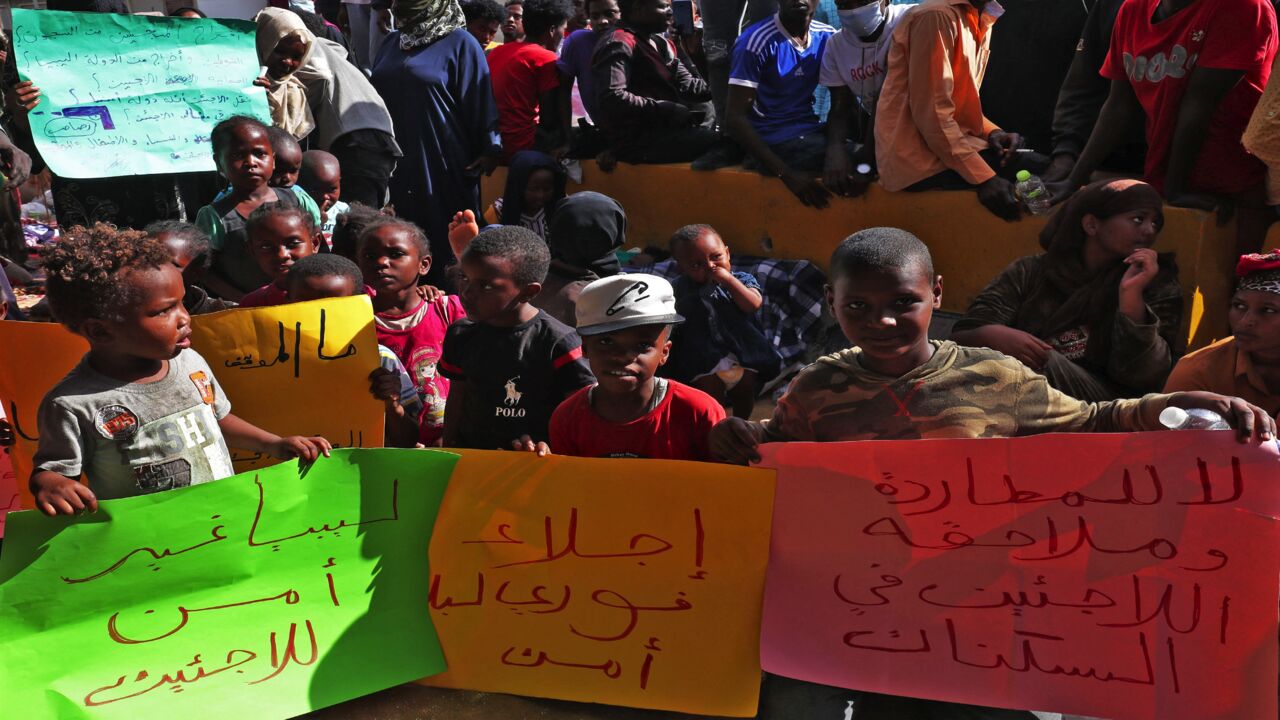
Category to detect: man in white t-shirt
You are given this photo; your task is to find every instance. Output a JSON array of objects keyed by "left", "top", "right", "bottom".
[{"left": 819, "top": 0, "right": 911, "bottom": 196}]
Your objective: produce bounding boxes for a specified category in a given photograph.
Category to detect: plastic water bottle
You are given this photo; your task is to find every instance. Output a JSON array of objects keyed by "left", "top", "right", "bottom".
[
  {"left": 1159, "top": 406, "right": 1231, "bottom": 430},
  {"left": 1014, "top": 170, "right": 1052, "bottom": 216}
]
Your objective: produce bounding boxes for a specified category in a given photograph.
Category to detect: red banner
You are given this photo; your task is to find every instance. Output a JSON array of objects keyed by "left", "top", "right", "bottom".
[{"left": 760, "top": 432, "right": 1280, "bottom": 720}]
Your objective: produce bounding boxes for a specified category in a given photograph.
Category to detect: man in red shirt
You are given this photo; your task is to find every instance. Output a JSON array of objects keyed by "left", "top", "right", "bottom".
[
  {"left": 549, "top": 274, "right": 727, "bottom": 461},
  {"left": 488, "top": 0, "right": 574, "bottom": 160},
  {"left": 1055, "top": 0, "right": 1278, "bottom": 253}
]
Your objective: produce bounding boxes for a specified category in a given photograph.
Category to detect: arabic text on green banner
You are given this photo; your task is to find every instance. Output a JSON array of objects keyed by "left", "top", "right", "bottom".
[
  {"left": 0, "top": 448, "right": 454, "bottom": 720},
  {"left": 13, "top": 9, "right": 271, "bottom": 178}
]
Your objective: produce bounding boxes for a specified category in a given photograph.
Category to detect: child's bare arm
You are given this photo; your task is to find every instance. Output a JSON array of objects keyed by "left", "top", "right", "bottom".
[
  {"left": 442, "top": 379, "right": 470, "bottom": 448},
  {"left": 30, "top": 470, "right": 97, "bottom": 516},
  {"left": 1164, "top": 67, "right": 1246, "bottom": 206},
  {"left": 369, "top": 367, "right": 419, "bottom": 448},
  {"left": 1166, "top": 392, "right": 1276, "bottom": 443},
  {"left": 710, "top": 267, "right": 763, "bottom": 314},
  {"left": 217, "top": 413, "right": 332, "bottom": 461}
]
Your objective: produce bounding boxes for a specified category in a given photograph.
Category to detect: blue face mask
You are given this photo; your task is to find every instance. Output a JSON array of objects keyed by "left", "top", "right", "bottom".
[{"left": 838, "top": 2, "right": 885, "bottom": 38}]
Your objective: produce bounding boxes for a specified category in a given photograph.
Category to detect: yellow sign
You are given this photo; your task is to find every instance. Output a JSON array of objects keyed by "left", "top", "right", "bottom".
[
  {"left": 423, "top": 450, "right": 776, "bottom": 717},
  {"left": 0, "top": 320, "right": 89, "bottom": 509},
  {"left": 188, "top": 296, "right": 384, "bottom": 470}
]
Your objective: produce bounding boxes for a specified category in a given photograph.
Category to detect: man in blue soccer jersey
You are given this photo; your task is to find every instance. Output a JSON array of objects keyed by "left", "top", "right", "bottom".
[{"left": 724, "top": 0, "right": 851, "bottom": 208}]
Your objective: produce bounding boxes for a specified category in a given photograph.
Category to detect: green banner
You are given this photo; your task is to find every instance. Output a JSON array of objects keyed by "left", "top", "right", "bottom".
[
  {"left": 0, "top": 449, "right": 455, "bottom": 720},
  {"left": 12, "top": 9, "right": 271, "bottom": 179}
]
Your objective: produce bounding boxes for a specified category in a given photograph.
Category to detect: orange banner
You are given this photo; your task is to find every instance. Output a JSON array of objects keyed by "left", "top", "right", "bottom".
[
  {"left": 0, "top": 444, "right": 18, "bottom": 538},
  {"left": 0, "top": 320, "right": 89, "bottom": 510},
  {"left": 423, "top": 450, "right": 775, "bottom": 717},
  {"left": 760, "top": 433, "right": 1280, "bottom": 720}
]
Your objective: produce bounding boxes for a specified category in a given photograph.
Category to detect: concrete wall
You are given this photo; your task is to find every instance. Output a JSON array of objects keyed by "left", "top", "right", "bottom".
[{"left": 483, "top": 162, "right": 1240, "bottom": 351}]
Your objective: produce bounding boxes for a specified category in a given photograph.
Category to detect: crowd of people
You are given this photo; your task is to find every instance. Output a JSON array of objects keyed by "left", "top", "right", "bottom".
[{"left": 2, "top": 0, "right": 1280, "bottom": 717}]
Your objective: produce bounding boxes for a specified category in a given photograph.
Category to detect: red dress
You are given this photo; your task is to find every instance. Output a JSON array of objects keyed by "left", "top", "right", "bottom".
[{"left": 375, "top": 295, "right": 466, "bottom": 445}]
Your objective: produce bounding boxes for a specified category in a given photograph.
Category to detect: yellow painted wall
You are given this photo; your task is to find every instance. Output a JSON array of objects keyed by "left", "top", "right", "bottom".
[
  {"left": 483, "top": 162, "right": 1239, "bottom": 350},
  {"left": 1264, "top": 222, "right": 1280, "bottom": 253}
]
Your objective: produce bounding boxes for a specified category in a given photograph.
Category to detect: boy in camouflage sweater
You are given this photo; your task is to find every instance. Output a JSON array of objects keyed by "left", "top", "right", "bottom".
[
  {"left": 709, "top": 226, "right": 1274, "bottom": 719},
  {"left": 712, "top": 227, "right": 1274, "bottom": 457}
]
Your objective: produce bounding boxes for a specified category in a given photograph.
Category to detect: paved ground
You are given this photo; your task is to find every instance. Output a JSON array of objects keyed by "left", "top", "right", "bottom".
[{"left": 305, "top": 683, "right": 733, "bottom": 720}]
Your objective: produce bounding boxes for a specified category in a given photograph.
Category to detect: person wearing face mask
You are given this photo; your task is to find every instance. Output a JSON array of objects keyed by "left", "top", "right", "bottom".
[
  {"left": 874, "top": 0, "right": 1045, "bottom": 223},
  {"left": 819, "top": 0, "right": 912, "bottom": 198},
  {"left": 723, "top": 0, "right": 846, "bottom": 208}
]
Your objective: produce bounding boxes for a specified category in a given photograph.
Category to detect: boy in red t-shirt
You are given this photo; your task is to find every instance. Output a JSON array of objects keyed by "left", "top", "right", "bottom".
[
  {"left": 488, "top": 0, "right": 573, "bottom": 160},
  {"left": 550, "top": 274, "right": 727, "bottom": 460},
  {"left": 1059, "top": 0, "right": 1278, "bottom": 252},
  {"left": 357, "top": 217, "right": 466, "bottom": 446}
]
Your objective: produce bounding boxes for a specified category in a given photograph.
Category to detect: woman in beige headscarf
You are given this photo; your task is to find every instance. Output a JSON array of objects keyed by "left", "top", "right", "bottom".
[{"left": 255, "top": 8, "right": 316, "bottom": 140}]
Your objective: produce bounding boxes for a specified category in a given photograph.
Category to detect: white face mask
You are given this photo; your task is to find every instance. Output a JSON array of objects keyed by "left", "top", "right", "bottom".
[{"left": 838, "top": 2, "right": 885, "bottom": 38}]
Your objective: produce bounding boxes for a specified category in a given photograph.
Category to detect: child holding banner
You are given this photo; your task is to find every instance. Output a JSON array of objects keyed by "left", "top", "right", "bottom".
[
  {"left": 196, "top": 116, "right": 322, "bottom": 302},
  {"left": 239, "top": 205, "right": 323, "bottom": 308},
  {"left": 29, "top": 225, "right": 332, "bottom": 517},
  {"left": 550, "top": 274, "right": 726, "bottom": 460},
  {"left": 441, "top": 226, "right": 595, "bottom": 453},
  {"left": 287, "top": 254, "right": 424, "bottom": 448},
  {"left": 709, "top": 227, "right": 1275, "bottom": 719},
  {"left": 360, "top": 217, "right": 466, "bottom": 446}
]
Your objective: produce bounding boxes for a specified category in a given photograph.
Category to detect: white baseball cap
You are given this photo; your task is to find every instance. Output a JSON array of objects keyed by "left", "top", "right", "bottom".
[{"left": 575, "top": 274, "right": 685, "bottom": 336}]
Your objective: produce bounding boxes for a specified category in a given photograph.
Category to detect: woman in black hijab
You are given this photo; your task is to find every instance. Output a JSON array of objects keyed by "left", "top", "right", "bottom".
[{"left": 532, "top": 191, "right": 627, "bottom": 327}]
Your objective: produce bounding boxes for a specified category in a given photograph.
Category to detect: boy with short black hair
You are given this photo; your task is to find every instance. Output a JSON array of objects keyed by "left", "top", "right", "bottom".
[
  {"left": 713, "top": 226, "right": 1273, "bottom": 460},
  {"left": 32, "top": 224, "right": 330, "bottom": 517},
  {"left": 267, "top": 126, "right": 303, "bottom": 189},
  {"left": 550, "top": 274, "right": 726, "bottom": 459},
  {"left": 441, "top": 225, "right": 594, "bottom": 451},
  {"left": 287, "top": 253, "right": 424, "bottom": 448},
  {"left": 710, "top": 225, "right": 1275, "bottom": 718},
  {"left": 298, "top": 150, "right": 349, "bottom": 248},
  {"left": 666, "top": 223, "right": 779, "bottom": 419},
  {"left": 463, "top": 0, "right": 506, "bottom": 49}
]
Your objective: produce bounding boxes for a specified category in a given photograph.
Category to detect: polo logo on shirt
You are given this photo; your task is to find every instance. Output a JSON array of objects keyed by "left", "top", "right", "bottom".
[
  {"left": 94, "top": 404, "right": 140, "bottom": 440},
  {"left": 606, "top": 282, "right": 650, "bottom": 316},
  {"left": 1191, "top": 30, "right": 1205, "bottom": 42},
  {"left": 496, "top": 376, "right": 527, "bottom": 417},
  {"left": 1122, "top": 46, "right": 1198, "bottom": 84},
  {"left": 189, "top": 371, "right": 215, "bottom": 405}
]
